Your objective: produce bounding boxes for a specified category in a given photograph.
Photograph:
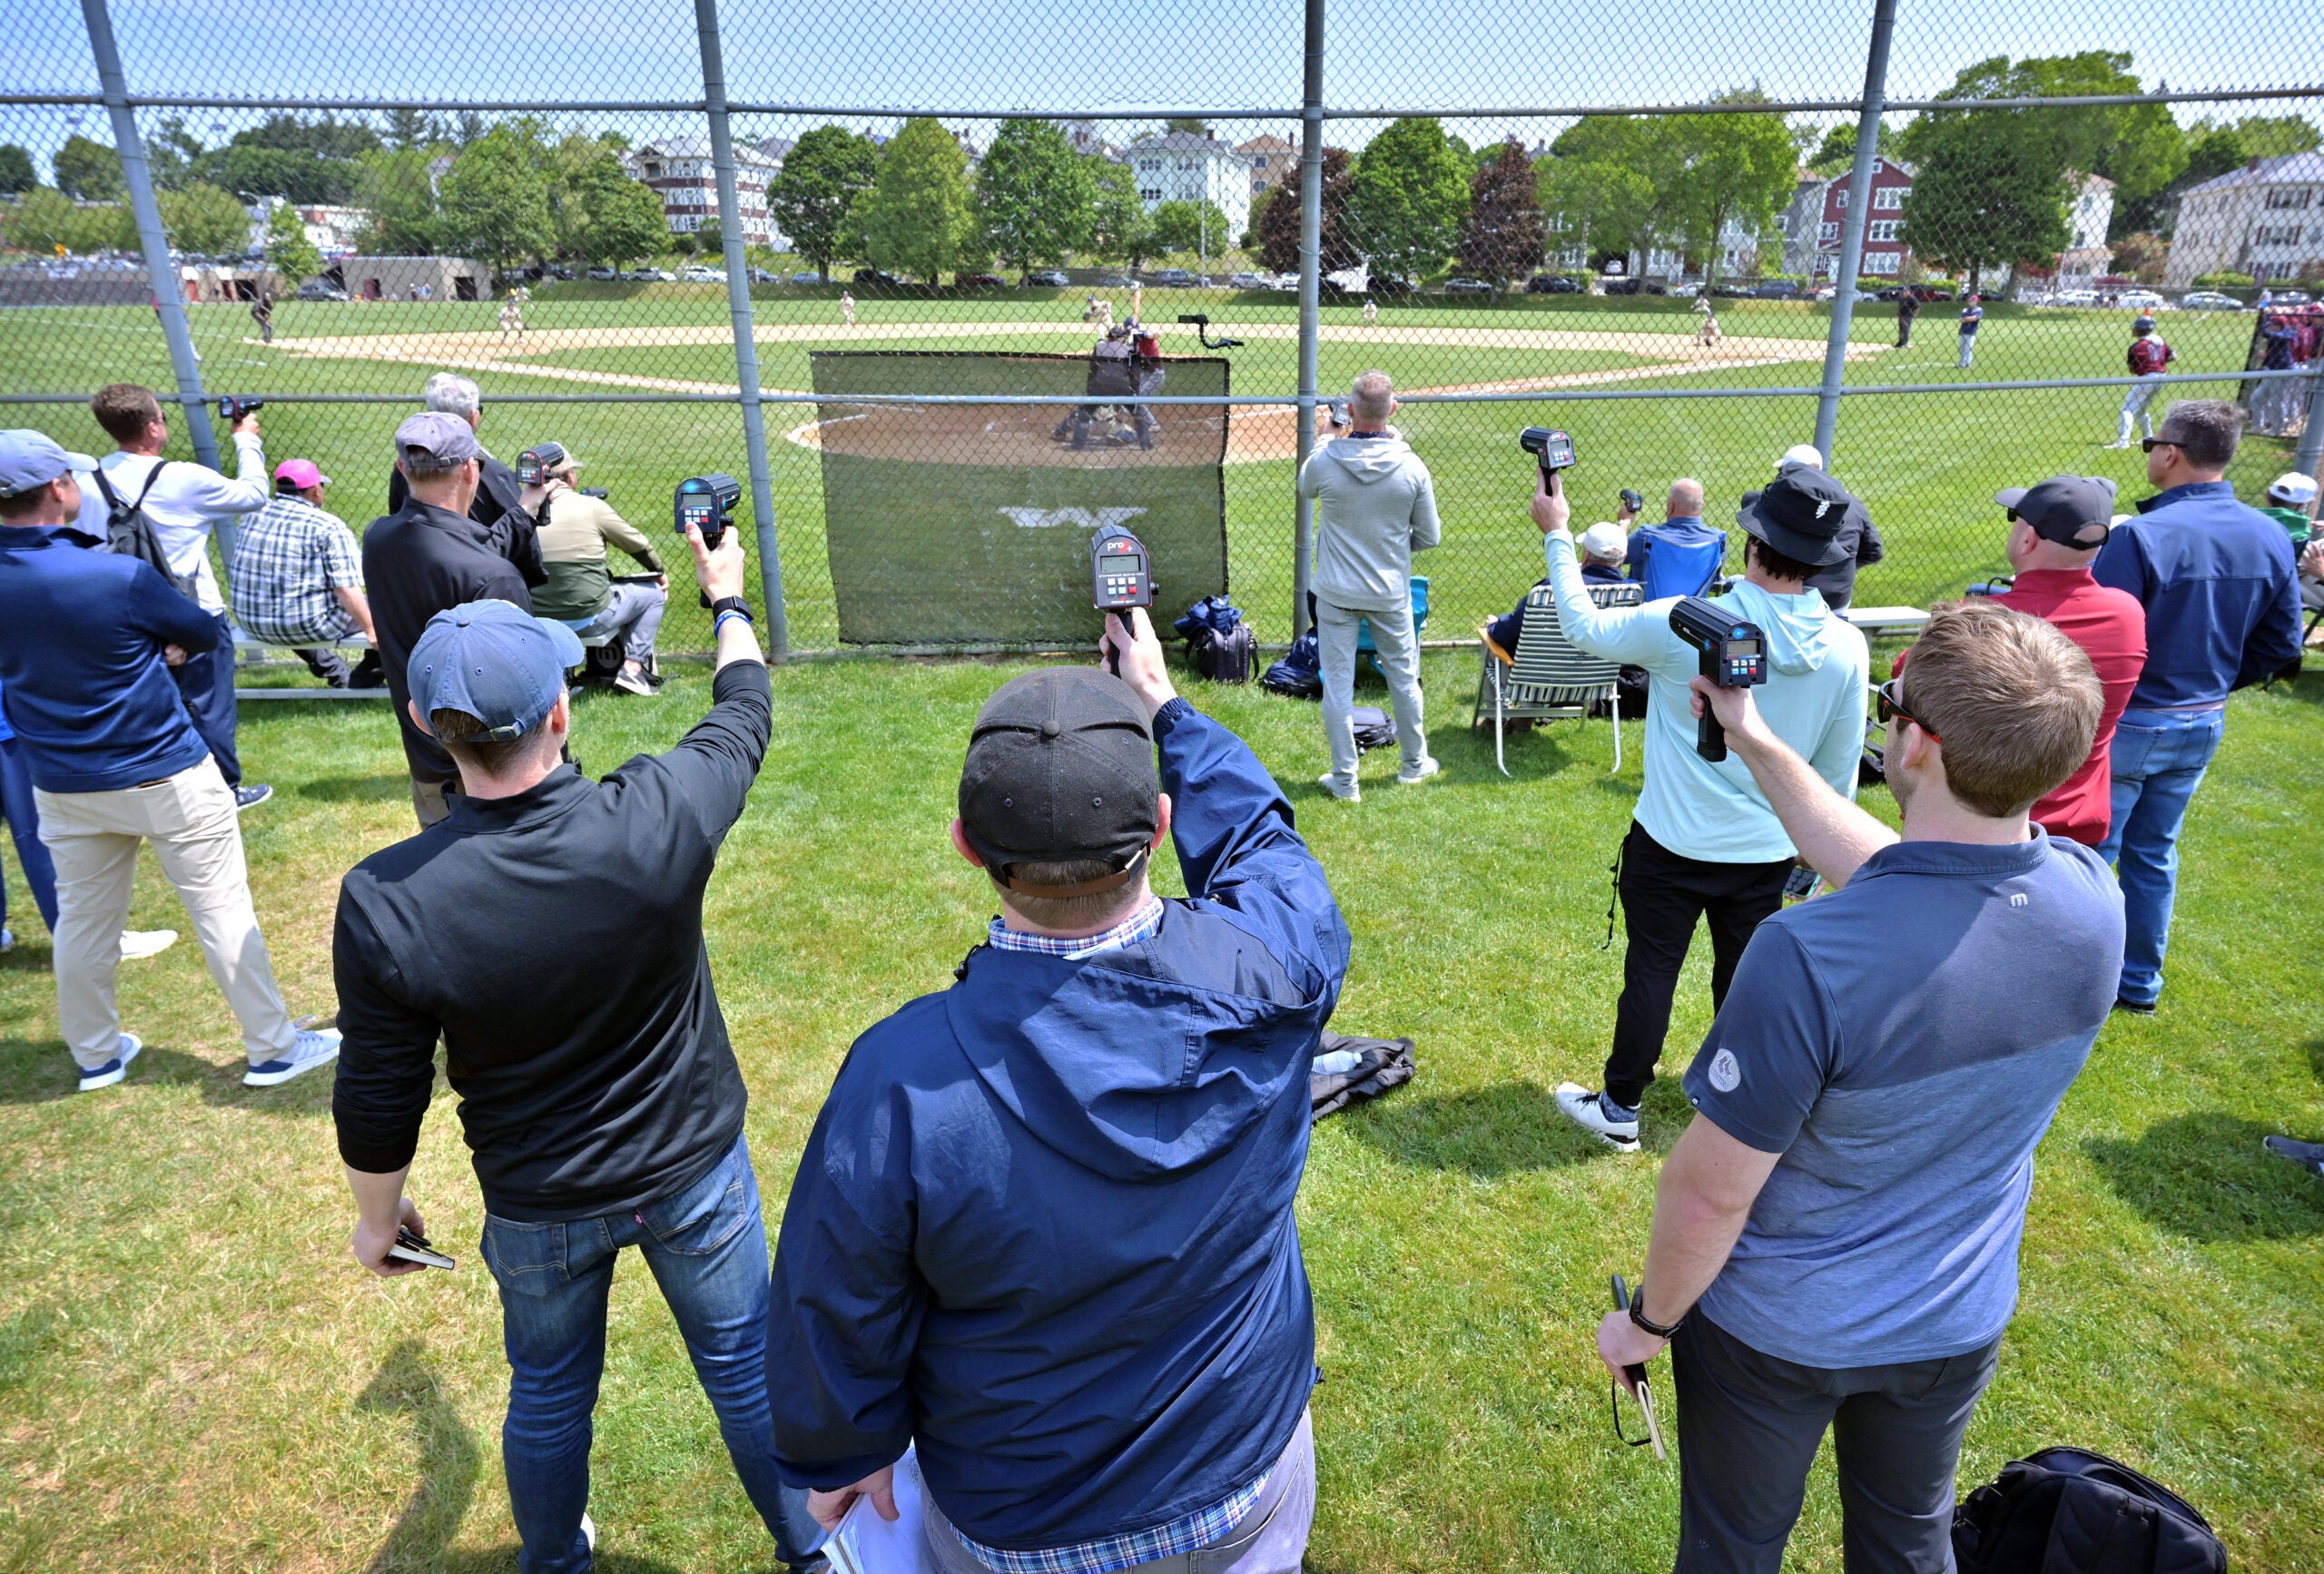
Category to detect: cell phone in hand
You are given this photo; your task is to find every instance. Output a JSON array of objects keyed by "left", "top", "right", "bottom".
[
  {"left": 1783, "top": 861, "right": 1822, "bottom": 902},
  {"left": 387, "top": 1225, "right": 455, "bottom": 1271}
]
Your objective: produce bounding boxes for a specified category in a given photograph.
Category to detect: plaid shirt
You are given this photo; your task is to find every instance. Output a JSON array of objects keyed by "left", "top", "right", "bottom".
[
  {"left": 969, "top": 890, "right": 1268, "bottom": 1573},
  {"left": 228, "top": 495, "right": 364, "bottom": 644}
]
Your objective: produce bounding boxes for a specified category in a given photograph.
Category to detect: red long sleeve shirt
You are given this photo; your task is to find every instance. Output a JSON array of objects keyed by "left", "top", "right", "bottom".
[{"left": 1898, "top": 568, "right": 2146, "bottom": 845}]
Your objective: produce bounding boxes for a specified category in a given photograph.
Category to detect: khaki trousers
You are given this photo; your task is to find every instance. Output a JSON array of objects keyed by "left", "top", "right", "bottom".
[
  {"left": 411, "top": 774, "right": 455, "bottom": 829},
  {"left": 35, "top": 757, "right": 295, "bottom": 1068}
]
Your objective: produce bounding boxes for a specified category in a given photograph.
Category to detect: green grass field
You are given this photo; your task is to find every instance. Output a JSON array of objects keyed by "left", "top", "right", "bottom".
[
  {"left": 0, "top": 651, "right": 2319, "bottom": 1572},
  {"left": 0, "top": 289, "right": 2300, "bottom": 649}
]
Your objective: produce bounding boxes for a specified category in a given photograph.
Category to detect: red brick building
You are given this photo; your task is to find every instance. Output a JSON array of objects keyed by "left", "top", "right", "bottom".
[{"left": 1811, "top": 156, "right": 1916, "bottom": 280}]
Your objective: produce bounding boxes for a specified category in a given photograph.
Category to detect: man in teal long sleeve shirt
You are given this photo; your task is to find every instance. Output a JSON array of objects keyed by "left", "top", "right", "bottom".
[{"left": 1534, "top": 467, "right": 1869, "bottom": 1151}]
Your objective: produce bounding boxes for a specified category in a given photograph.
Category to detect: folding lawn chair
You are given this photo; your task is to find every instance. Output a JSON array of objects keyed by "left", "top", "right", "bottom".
[{"left": 1472, "top": 580, "right": 1642, "bottom": 776}]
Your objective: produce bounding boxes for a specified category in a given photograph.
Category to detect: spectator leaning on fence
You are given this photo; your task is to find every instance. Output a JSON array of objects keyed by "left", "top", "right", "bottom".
[
  {"left": 767, "top": 609, "right": 1347, "bottom": 1574},
  {"left": 0, "top": 430, "right": 338, "bottom": 1093},
  {"left": 1299, "top": 369, "right": 1442, "bottom": 801},
  {"left": 527, "top": 447, "right": 669, "bottom": 697},
  {"left": 76, "top": 382, "right": 274, "bottom": 811},
  {"left": 386, "top": 372, "right": 545, "bottom": 587},
  {"left": 227, "top": 459, "right": 383, "bottom": 690},
  {"left": 2090, "top": 399, "right": 2301, "bottom": 1014},
  {"left": 1535, "top": 464, "right": 1870, "bottom": 1153},
  {"left": 1595, "top": 599, "right": 2118, "bottom": 1574},
  {"left": 363, "top": 412, "right": 553, "bottom": 830}
]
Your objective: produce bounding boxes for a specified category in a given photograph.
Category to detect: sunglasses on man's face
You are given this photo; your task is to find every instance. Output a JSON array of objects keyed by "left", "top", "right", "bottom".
[
  {"left": 1876, "top": 677, "right": 1939, "bottom": 743},
  {"left": 2140, "top": 437, "right": 2178, "bottom": 454}
]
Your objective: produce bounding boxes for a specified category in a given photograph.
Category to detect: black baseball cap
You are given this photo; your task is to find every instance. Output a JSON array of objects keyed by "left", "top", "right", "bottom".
[
  {"left": 1738, "top": 467, "right": 1859, "bottom": 566},
  {"left": 1994, "top": 475, "right": 2116, "bottom": 549},
  {"left": 959, "top": 667, "right": 1158, "bottom": 897}
]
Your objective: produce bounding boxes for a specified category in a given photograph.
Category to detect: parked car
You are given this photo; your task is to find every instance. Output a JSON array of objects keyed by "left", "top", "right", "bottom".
[
  {"left": 746, "top": 268, "right": 780, "bottom": 283},
  {"left": 2115, "top": 289, "right": 2168, "bottom": 311},
  {"left": 2269, "top": 290, "right": 2314, "bottom": 305},
  {"left": 1092, "top": 272, "right": 1135, "bottom": 288},
  {"left": 2178, "top": 290, "right": 2244, "bottom": 310},
  {"left": 788, "top": 271, "right": 823, "bottom": 285},
  {"left": 1811, "top": 286, "right": 1877, "bottom": 302},
  {"left": 1141, "top": 268, "right": 1199, "bottom": 288},
  {"left": 1440, "top": 277, "right": 1497, "bottom": 294},
  {"left": 681, "top": 266, "right": 726, "bottom": 283},
  {"left": 2047, "top": 289, "right": 2100, "bottom": 307},
  {"left": 543, "top": 265, "right": 576, "bottom": 281},
  {"left": 852, "top": 268, "right": 903, "bottom": 288},
  {"left": 1226, "top": 271, "right": 1274, "bottom": 289},
  {"left": 1600, "top": 277, "right": 1666, "bottom": 296},
  {"left": 1526, "top": 273, "right": 1582, "bottom": 294},
  {"left": 1666, "top": 281, "right": 1703, "bottom": 299},
  {"left": 292, "top": 281, "right": 348, "bottom": 301},
  {"left": 1708, "top": 282, "right": 1754, "bottom": 298},
  {"left": 1370, "top": 274, "right": 1418, "bottom": 298},
  {"left": 1027, "top": 269, "right": 1070, "bottom": 287},
  {"left": 628, "top": 268, "right": 675, "bottom": 282},
  {"left": 1753, "top": 280, "right": 1803, "bottom": 299},
  {"left": 954, "top": 272, "right": 1008, "bottom": 289},
  {"left": 586, "top": 266, "right": 620, "bottom": 281}
]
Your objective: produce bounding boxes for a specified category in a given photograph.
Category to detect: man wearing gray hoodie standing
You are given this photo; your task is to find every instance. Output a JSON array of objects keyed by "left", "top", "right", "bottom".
[{"left": 1298, "top": 371, "right": 1442, "bottom": 801}]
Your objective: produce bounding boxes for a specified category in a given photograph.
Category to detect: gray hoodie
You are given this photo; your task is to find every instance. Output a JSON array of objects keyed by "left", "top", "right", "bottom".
[{"left": 1297, "top": 436, "right": 1442, "bottom": 612}]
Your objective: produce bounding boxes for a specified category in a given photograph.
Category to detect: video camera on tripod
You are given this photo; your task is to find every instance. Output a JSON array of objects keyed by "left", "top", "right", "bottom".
[{"left": 1669, "top": 595, "right": 1768, "bottom": 762}]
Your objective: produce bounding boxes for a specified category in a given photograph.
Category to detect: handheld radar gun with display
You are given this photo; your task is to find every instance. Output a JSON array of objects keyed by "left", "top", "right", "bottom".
[
  {"left": 675, "top": 474, "right": 743, "bottom": 606},
  {"left": 515, "top": 442, "right": 567, "bottom": 486},
  {"left": 1668, "top": 595, "right": 1768, "bottom": 762},
  {"left": 1519, "top": 426, "right": 1578, "bottom": 473},
  {"left": 1091, "top": 525, "right": 1154, "bottom": 675},
  {"left": 217, "top": 395, "right": 265, "bottom": 423}
]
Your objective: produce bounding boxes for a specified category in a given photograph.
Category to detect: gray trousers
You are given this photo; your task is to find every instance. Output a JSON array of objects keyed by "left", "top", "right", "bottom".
[
  {"left": 1315, "top": 595, "right": 1427, "bottom": 782},
  {"left": 577, "top": 579, "right": 668, "bottom": 664},
  {"left": 921, "top": 1411, "right": 1315, "bottom": 1574},
  {"left": 1672, "top": 1313, "right": 2001, "bottom": 1574}
]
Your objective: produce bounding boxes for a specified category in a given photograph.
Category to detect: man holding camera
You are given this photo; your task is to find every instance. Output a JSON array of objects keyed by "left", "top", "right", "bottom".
[
  {"left": 1536, "top": 466, "right": 1868, "bottom": 1151},
  {"left": 364, "top": 413, "right": 555, "bottom": 829},
  {"left": 1301, "top": 369, "right": 1441, "bottom": 800},
  {"left": 527, "top": 447, "right": 669, "bottom": 697},
  {"left": 332, "top": 523, "right": 824, "bottom": 1574},
  {"left": 1593, "top": 600, "right": 2120, "bottom": 1574},
  {"left": 766, "top": 610, "right": 1347, "bottom": 1574},
  {"left": 76, "top": 383, "right": 274, "bottom": 811},
  {"left": 2089, "top": 399, "right": 2300, "bottom": 1012}
]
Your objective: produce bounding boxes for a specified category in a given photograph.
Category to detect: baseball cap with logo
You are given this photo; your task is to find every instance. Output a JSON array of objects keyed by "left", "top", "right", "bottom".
[
  {"left": 0, "top": 429, "right": 98, "bottom": 499},
  {"left": 1739, "top": 467, "right": 1858, "bottom": 566},
  {"left": 408, "top": 599, "right": 584, "bottom": 742},
  {"left": 2264, "top": 471, "right": 2319, "bottom": 507},
  {"left": 1994, "top": 475, "right": 2118, "bottom": 550},
  {"left": 958, "top": 667, "right": 1159, "bottom": 897},
  {"left": 394, "top": 410, "right": 479, "bottom": 470},
  {"left": 274, "top": 457, "right": 330, "bottom": 490}
]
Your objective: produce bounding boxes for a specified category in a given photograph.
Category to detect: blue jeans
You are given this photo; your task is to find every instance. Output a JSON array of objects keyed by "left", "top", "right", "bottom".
[
  {"left": 2095, "top": 706, "right": 2225, "bottom": 1007},
  {"left": 0, "top": 733, "right": 59, "bottom": 932},
  {"left": 480, "top": 1134, "right": 821, "bottom": 1573}
]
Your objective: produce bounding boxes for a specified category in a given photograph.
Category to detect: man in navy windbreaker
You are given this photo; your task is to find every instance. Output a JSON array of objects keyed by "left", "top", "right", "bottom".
[{"left": 767, "top": 607, "right": 1349, "bottom": 1574}]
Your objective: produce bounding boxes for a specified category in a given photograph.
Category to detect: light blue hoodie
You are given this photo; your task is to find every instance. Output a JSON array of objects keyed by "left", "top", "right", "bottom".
[{"left": 1543, "top": 532, "right": 1869, "bottom": 862}]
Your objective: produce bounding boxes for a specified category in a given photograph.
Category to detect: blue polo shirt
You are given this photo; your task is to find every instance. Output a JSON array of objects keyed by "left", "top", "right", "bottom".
[{"left": 1682, "top": 830, "right": 2122, "bottom": 1368}]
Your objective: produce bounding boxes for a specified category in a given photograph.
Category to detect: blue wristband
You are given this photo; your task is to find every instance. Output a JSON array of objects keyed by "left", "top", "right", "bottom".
[{"left": 714, "top": 608, "right": 753, "bottom": 632}]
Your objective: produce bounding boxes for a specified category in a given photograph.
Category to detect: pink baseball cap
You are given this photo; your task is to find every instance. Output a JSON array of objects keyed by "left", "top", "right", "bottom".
[{"left": 274, "top": 458, "right": 330, "bottom": 489}]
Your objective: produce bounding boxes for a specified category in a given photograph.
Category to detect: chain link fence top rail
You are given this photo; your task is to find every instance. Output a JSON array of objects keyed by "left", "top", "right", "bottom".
[{"left": 3, "top": 0, "right": 2319, "bottom": 654}]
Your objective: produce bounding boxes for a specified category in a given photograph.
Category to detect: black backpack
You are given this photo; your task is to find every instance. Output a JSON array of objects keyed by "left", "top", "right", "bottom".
[
  {"left": 1260, "top": 632, "right": 1324, "bottom": 699},
  {"left": 1175, "top": 595, "right": 1256, "bottom": 684},
  {"left": 1953, "top": 1447, "right": 2226, "bottom": 1574},
  {"left": 91, "top": 463, "right": 199, "bottom": 601}
]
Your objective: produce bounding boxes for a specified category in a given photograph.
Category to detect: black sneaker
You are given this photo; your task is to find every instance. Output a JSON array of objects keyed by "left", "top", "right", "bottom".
[
  {"left": 234, "top": 783, "right": 274, "bottom": 812},
  {"left": 2112, "top": 996, "right": 2155, "bottom": 1016}
]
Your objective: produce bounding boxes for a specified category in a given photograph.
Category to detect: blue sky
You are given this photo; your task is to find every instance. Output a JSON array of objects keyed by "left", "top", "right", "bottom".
[{"left": 9, "top": 0, "right": 2319, "bottom": 179}]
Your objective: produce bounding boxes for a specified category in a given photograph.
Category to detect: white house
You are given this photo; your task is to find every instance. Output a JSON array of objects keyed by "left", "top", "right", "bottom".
[
  {"left": 1117, "top": 133, "right": 1251, "bottom": 252},
  {"left": 2163, "top": 151, "right": 2324, "bottom": 288},
  {"left": 2055, "top": 173, "right": 2117, "bottom": 286},
  {"left": 241, "top": 196, "right": 374, "bottom": 259},
  {"left": 623, "top": 137, "right": 786, "bottom": 248}
]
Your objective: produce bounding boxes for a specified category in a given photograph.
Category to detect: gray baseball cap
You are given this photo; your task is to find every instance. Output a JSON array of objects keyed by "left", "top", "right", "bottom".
[
  {"left": 0, "top": 429, "right": 98, "bottom": 499},
  {"left": 394, "top": 410, "right": 479, "bottom": 468}
]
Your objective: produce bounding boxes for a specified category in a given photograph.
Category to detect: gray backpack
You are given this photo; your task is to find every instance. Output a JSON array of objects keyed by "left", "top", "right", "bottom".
[{"left": 92, "top": 463, "right": 198, "bottom": 601}]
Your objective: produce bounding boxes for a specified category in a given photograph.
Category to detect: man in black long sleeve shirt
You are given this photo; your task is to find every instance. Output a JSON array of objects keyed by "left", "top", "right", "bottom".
[
  {"left": 331, "top": 526, "right": 822, "bottom": 1574},
  {"left": 363, "top": 412, "right": 552, "bottom": 828}
]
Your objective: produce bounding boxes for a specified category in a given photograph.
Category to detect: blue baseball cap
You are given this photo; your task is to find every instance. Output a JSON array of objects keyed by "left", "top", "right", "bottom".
[
  {"left": 0, "top": 429, "right": 98, "bottom": 499},
  {"left": 408, "top": 599, "right": 585, "bottom": 741}
]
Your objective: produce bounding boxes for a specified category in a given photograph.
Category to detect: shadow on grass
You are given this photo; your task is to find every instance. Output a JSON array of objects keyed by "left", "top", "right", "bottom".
[
  {"left": 2084, "top": 1112, "right": 2324, "bottom": 1243},
  {"left": 0, "top": 1036, "right": 341, "bottom": 1114},
  {"left": 299, "top": 773, "right": 412, "bottom": 803},
  {"left": 1339, "top": 1080, "right": 1612, "bottom": 1176},
  {"left": 2305, "top": 1037, "right": 2324, "bottom": 1089}
]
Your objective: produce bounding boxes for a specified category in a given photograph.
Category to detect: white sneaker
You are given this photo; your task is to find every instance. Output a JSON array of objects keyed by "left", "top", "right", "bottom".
[
  {"left": 1315, "top": 772, "right": 1360, "bottom": 802},
  {"left": 0, "top": 927, "right": 11, "bottom": 952},
  {"left": 581, "top": 1511, "right": 595, "bottom": 1551},
  {"left": 244, "top": 1027, "right": 341, "bottom": 1087},
  {"left": 1556, "top": 1081, "right": 1641, "bottom": 1152},
  {"left": 1397, "top": 755, "right": 1443, "bottom": 785},
  {"left": 120, "top": 929, "right": 178, "bottom": 960},
  {"left": 78, "top": 1032, "right": 143, "bottom": 1092}
]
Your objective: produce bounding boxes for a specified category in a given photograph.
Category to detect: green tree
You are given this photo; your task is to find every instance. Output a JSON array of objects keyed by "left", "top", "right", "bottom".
[
  {"left": 1457, "top": 137, "right": 1546, "bottom": 284},
  {"left": 768, "top": 124, "right": 879, "bottom": 282},
  {"left": 381, "top": 107, "right": 448, "bottom": 152},
  {"left": 54, "top": 135, "right": 123, "bottom": 202},
  {"left": 1660, "top": 93, "right": 1802, "bottom": 285},
  {"left": 696, "top": 217, "right": 724, "bottom": 257},
  {"left": 437, "top": 120, "right": 556, "bottom": 271},
  {"left": 1898, "top": 109, "right": 2070, "bottom": 297},
  {"left": 1806, "top": 122, "right": 1895, "bottom": 176},
  {"left": 1163, "top": 118, "right": 1212, "bottom": 137},
  {"left": 554, "top": 141, "right": 665, "bottom": 268},
  {"left": 355, "top": 145, "right": 441, "bottom": 253},
  {"left": 1086, "top": 157, "right": 1154, "bottom": 270},
  {"left": 1150, "top": 199, "right": 1229, "bottom": 258},
  {"left": 145, "top": 116, "right": 206, "bottom": 192},
  {"left": 975, "top": 120, "right": 1095, "bottom": 281},
  {"left": 1256, "top": 146, "right": 1358, "bottom": 278},
  {"left": 1, "top": 185, "right": 84, "bottom": 253},
  {"left": 262, "top": 201, "right": 321, "bottom": 286},
  {"left": 857, "top": 117, "right": 974, "bottom": 284},
  {"left": 1346, "top": 116, "right": 1471, "bottom": 280},
  {"left": 0, "top": 144, "right": 34, "bottom": 194},
  {"left": 1536, "top": 123, "right": 1662, "bottom": 272},
  {"left": 158, "top": 182, "right": 252, "bottom": 257}
]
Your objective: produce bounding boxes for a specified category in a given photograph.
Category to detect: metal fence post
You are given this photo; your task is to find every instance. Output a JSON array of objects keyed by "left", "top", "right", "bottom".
[
  {"left": 2296, "top": 373, "right": 2324, "bottom": 487},
  {"left": 80, "top": 0, "right": 229, "bottom": 538},
  {"left": 694, "top": 0, "right": 790, "bottom": 660},
  {"left": 1811, "top": 0, "right": 1898, "bottom": 466},
  {"left": 1292, "top": 0, "right": 1325, "bottom": 639}
]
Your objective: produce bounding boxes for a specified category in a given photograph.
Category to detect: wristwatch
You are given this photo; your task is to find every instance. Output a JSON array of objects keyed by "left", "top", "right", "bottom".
[
  {"left": 1629, "top": 1285, "right": 1685, "bottom": 1341},
  {"left": 710, "top": 595, "right": 753, "bottom": 621}
]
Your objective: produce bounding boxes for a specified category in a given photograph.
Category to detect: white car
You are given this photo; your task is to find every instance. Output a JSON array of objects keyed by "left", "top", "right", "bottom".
[
  {"left": 1666, "top": 281, "right": 1702, "bottom": 299},
  {"left": 2115, "top": 290, "right": 2167, "bottom": 311},
  {"left": 2047, "top": 290, "right": 2100, "bottom": 307},
  {"left": 2179, "top": 290, "right": 2245, "bottom": 311},
  {"left": 682, "top": 265, "right": 727, "bottom": 283}
]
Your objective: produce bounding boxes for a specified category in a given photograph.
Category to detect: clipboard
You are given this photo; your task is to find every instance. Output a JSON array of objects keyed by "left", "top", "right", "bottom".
[
  {"left": 818, "top": 1446, "right": 931, "bottom": 1574},
  {"left": 1610, "top": 1274, "right": 1668, "bottom": 1461}
]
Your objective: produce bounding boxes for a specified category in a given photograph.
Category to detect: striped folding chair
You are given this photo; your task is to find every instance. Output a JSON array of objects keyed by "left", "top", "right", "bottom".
[{"left": 1472, "top": 580, "right": 1643, "bottom": 776}]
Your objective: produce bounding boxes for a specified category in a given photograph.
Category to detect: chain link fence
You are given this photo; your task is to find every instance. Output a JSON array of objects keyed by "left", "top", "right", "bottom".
[{"left": 5, "top": 0, "right": 2321, "bottom": 656}]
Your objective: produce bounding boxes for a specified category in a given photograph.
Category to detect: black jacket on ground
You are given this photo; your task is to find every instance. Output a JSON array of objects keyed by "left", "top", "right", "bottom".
[
  {"left": 331, "top": 661, "right": 771, "bottom": 1221},
  {"left": 361, "top": 497, "right": 537, "bottom": 783},
  {"left": 388, "top": 450, "right": 545, "bottom": 587}
]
